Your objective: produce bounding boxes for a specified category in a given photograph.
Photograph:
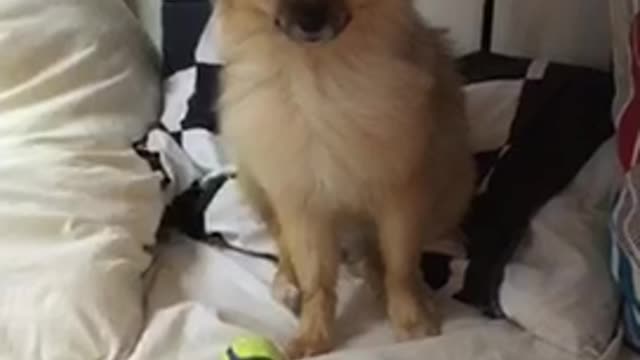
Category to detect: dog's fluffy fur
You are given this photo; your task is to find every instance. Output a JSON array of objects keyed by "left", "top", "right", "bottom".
[{"left": 214, "top": 0, "right": 475, "bottom": 357}]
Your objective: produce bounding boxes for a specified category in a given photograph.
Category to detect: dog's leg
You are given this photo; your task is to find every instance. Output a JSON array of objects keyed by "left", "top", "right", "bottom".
[
  {"left": 236, "top": 169, "right": 278, "bottom": 233},
  {"left": 377, "top": 192, "right": 442, "bottom": 341},
  {"left": 278, "top": 207, "right": 338, "bottom": 359},
  {"left": 272, "top": 244, "right": 302, "bottom": 313},
  {"left": 235, "top": 170, "right": 302, "bottom": 312}
]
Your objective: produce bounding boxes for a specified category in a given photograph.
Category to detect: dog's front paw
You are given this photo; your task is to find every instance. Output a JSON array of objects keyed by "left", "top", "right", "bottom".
[
  {"left": 285, "top": 333, "right": 332, "bottom": 360},
  {"left": 272, "top": 270, "right": 302, "bottom": 314},
  {"left": 389, "top": 292, "right": 442, "bottom": 341},
  {"left": 394, "top": 313, "right": 442, "bottom": 341}
]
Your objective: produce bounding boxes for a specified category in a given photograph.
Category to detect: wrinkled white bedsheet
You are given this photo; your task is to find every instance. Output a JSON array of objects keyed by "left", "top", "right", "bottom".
[
  {"left": 130, "top": 236, "right": 623, "bottom": 360},
  {"left": 130, "top": 141, "right": 625, "bottom": 360}
]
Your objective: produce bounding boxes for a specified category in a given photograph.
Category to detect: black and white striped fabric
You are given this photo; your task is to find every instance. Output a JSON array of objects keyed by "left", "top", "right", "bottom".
[{"left": 139, "top": 0, "right": 614, "bottom": 323}]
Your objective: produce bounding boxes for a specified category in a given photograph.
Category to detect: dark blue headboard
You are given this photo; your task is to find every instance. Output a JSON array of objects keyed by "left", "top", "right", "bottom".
[{"left": 162, "top": 0, "right": 213, "bottom": 77}]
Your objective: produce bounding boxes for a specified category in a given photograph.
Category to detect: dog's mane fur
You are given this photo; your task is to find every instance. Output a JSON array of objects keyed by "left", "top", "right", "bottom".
[{"left": 214, "top": 0, "right": 475, "bottom": 357}]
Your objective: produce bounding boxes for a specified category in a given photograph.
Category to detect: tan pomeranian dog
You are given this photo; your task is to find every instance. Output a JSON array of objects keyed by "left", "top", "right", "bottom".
[{"left": 214, "top": 0, "right": 475, "bottom": 358}]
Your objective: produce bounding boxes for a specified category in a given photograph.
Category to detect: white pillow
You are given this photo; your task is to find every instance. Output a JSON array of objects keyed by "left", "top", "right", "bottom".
[
  {"left": 0, "top": 0, "right": 163, "bottom": 359},
  {"left": 127, "top": 0, "right": 162, "bottom": 51}
]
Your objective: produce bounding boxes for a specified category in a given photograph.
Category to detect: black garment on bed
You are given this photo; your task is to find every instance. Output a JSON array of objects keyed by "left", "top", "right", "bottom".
[{"left": 439, "top": 52, "right": 613, "bottom": 317}]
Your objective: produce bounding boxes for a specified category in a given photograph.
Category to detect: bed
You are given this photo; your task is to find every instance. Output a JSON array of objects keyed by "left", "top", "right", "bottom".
[{"left": 0, "top": 0, "right": 635, "bottom": 359}]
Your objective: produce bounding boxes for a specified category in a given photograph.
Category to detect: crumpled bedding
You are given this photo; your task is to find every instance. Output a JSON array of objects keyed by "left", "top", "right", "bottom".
[
  {"left": 129, "top": 139, "right": 623, "bottom": 360},
  {"left": 0, "top": 0, "right": 163, "bottom": 359},
  {"left": 133, "top": 6, "right": 621, "bottom": 358},
  {"left": 0, "top": 1, "right": 628, "bottom": 359}
]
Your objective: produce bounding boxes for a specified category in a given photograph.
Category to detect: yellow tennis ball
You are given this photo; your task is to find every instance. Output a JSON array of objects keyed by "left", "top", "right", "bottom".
[{"left": 221, "top": 335, "right": 285, "bottom": 360}]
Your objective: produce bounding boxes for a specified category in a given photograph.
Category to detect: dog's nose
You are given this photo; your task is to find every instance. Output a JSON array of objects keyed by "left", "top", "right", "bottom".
[
  {"left": 276, "top": 0, "right": 351, "bottom": 43},
  {"left": 296, "top": 6, "right": 329, "bottom": 35}
]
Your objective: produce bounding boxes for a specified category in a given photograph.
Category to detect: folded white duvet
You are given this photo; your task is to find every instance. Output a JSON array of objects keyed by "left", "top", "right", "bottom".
[{"left": 0, "top": 1, "right": 163, "bottom": 359}]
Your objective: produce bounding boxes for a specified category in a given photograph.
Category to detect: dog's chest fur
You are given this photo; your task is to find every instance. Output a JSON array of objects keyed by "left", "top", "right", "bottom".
[{"left": 218, "top": 24, "right": 434, "bottom": 209}]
